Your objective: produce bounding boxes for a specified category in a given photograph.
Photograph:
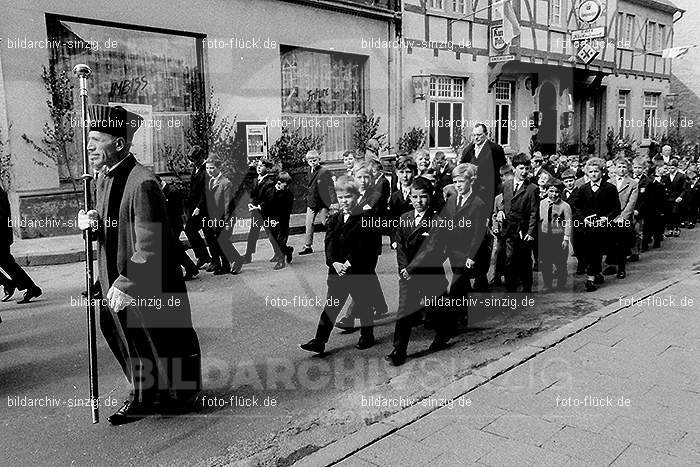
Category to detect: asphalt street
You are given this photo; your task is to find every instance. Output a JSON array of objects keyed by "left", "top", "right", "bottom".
[{"left": 1, "top": 230, "right": 698, "bottom": 466}]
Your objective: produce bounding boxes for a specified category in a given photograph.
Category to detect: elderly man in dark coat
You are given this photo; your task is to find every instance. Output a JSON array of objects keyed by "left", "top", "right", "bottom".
[{"left": 78, "top": 104, "right": 201, "bottom": 425}]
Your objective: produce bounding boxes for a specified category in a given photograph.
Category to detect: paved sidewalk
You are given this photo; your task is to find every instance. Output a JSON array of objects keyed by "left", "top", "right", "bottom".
[
  {"left": 11, "top": 213, "right": 310, "bottom": 266},
  {"left": 300, "top": 274, "right": 700, "bottom": 466}
]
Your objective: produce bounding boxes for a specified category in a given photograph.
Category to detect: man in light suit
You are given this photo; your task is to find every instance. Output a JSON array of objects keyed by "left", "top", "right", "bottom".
[
  {"left": 603, "top": 157, "right": 638, "bottom": 279},
  {"left": 497, "top": 153, "right": 539, "bottom": 293},
  {"left": 459, "top": 123, "right": 505, "bottom": 291}
]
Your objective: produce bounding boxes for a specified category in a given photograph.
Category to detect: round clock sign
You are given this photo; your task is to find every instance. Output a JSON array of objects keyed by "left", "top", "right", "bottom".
[{"left": 578, "top": 0, "right": 602, "bottom": 23}]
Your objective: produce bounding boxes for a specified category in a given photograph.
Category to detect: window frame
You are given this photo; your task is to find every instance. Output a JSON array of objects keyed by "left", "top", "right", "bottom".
[
  {"left": 643, "top": 92, "right": 660, "bottom": 140},
  {"left": 618, "top": 90, "right": 630, "bottom": 137},
  {"left": 494, "top": 81, "right": 513, "bottom": 148}
]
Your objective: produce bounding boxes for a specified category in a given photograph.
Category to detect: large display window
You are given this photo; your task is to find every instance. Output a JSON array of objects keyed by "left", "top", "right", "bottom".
[{"left": 46, "top": 15, "right": 204, "bottom": 177}]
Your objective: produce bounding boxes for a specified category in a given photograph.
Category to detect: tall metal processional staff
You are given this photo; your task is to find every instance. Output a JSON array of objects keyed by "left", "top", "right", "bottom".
[{"left": 73, "top": 63, "right": 100, "bottom": 424}]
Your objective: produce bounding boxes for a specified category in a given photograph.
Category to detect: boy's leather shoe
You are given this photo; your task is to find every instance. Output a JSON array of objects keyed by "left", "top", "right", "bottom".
[
  {"left": 585, "top": 280, "right": 597, "bottom": 292},
  {"left": 385, "top": 350, "right": 407, "bottom": 366},
  {"left": 299, "top": 339, "right": 325, "bottom": 354},
  {"left": 355, "top": 336, "right": 376, "bottom": 350}
]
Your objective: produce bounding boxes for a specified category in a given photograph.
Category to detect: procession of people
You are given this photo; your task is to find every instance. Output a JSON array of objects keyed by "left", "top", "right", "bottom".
[{"left": 3, "top": 102, "right": 698, "bottom": 424}]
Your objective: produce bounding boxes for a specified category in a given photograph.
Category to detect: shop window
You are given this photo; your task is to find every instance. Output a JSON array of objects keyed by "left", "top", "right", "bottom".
[
  {"left": 643, "top": 93, "right": 660, "bottom": 140},
  {"left": 618, "top": 91, "right": 630, "bottom": 137},
  {"left": 46, "top": 15, "right": 203, "bottom": 177},
  {"left": 428, "top": 76, "right": 464, "bottom": 149},
  {"left": 494, "top": 81, "right": 512, "bottom": 147},
  {"left": 280, "top": 47, "right": 364, "bottom": 115}
]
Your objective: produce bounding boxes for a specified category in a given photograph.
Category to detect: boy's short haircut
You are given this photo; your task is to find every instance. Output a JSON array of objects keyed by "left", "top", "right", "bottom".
[
  {"left": 669, "top": 158, "right": 679, "bottom": 167},
  {"left": 652, "top": 154, "right": 664, "bottom": 162},
  {"left": 277, "top": 171, "right": 292, "bottom": 184},
  {"left": 305, "top": 150, "right": 321, "bottom": 160},
  {"left": 335, "top": 175, "right": 360, "bottom": 197},
  {"left": 512, "top": 152, "right": 531, "bottom": 168},
  {"left": 632, "top": 156, "right": 648, "bottom": 167},
  {"left": 499, "top": 164, "right": 514, "bottom": 175},
  {"left": 452, "top": 162, "right": 478, "bottom": 179},
  {"left": 259, "top": 157, "right": 275, "bottom": 168},
  {"left": 561, "top": 168, "right": 576, "bottom": 180},
  {"left": 614, "top": 156, "right": 630, "bottom": 168},
  {"left": 205, "top": 156, "right": 221, "bottom": 167},
  {"left": 434, "top": 151, "right": 445, "bottom": 159},
  {"left": 342, "top": 150, "right": 356, "bottom": 159},
  {"left": 546, "top": 178, "right": 564, "bottom": 192},
  {"left": 410, "top": 177, "right": 433, "bottom": 195},
  {"left": 413, "top": 149, "right": 430, "bottom": 160},
  {"left": 353, "top": 161, "right": 372, "bottom": 176},
  {"left": 585, "top": 157, "right": 606, "bottom": 170},
  {"left": 396, "top": 156, "right": 418, "bottom": 173},
  {"left": 369, "top": 157, "right": 383, "bottom": 171}
]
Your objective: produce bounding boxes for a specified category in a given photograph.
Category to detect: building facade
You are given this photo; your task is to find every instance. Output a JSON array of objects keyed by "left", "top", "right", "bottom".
[
  {"left": 0, "top": 0, "right": 400, "bottom": 237},
  {"left": 401, "top": 0, "right": 682, "bottom": 158}
]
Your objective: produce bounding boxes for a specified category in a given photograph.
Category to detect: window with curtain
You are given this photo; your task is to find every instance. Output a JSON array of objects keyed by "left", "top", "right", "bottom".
[
  {"left": 494, "top": 81, "right": 512, "bottom": 147},
  {"left": 428, "top": 76, "right": 464, "bottom": 149},
  {"left": 618, "top": 91, "right": 630, "bottom": 136},
  {"left": 280, "top": 47, "right": 364, "bottom": 115},
  {"left": 643, "top": 93, "right": 660, "bottom": 140}
]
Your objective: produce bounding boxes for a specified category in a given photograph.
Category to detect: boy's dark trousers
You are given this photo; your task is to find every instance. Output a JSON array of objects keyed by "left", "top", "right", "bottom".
[
  {"left": 184, "top": 213, "right": 211, "bottom": 263},
  {"left": 572, "top": 229, "right": 587, "bottom": 272},
  {"left": 392, "top": 274, "right": 447, "bottom": 353},
  {"left": 505, "top": 236, "right": 533, "bottom": 292},
  {"left": 539, "top": 233, "right": 568, "bottom": 288},
  {"left": 581, "top": 230, "right": 604, "bottom": 276},
  {"left": 269, "top": 218, "right": 291, "bottom": 259},
  {"left": 204, "top": 222, "right": 242, "bottom": 270},
  {"left": 314, "top": 274, "right": 375, "bottom": 343},
  {"left": 643, "top": 214, "right": 663, "bottom": 247},
  {"left": 245, "top": 209, "right": 273, "bottom": 256},
  {"left": 493, "top": 234, "right": 506, "bottom": 281}
]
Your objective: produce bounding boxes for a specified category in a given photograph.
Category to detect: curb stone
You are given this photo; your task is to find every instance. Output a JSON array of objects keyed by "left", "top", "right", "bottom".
[{"left": 293, "top": 272, "right": 695, "bottom": 467}]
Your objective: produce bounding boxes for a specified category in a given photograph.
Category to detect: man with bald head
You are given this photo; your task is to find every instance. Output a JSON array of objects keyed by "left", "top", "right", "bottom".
[{"left": 77, "top": 104, "right": 201, "bottom": 425}]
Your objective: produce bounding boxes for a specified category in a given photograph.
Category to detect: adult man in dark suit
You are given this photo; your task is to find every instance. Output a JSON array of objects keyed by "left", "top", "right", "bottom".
[
  {"left": 299, "top": 150, "right": 337, "bottom": 255},
  {"left": 459, "top": 123, "right": 504, "bottom": 291},
  {"left": 496, "top": 153, "right": 539, "bottom": 293},
  {"left": 0, "top": 185, "right": 42, "bottom": 304},
  {"left": 183, "top": 146, "right": 211, "bottom": 269},
  {"left": 201, "top": 157, "right": 243, "bottom": 275},
  {"left": 571, "top": 157, "right": 621, "bottom": 292},
  {"left": 243, "top": 158, "right": 276, "bottom": 262},
  {"left": 78, "top": 104, "right": 201, "bottom": 425}
]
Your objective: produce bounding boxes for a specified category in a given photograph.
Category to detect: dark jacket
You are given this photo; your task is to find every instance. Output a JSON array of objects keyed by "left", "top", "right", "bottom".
[
  {"left": 501, "top": 178, "right": 540, "bottom": 239},
  {"left": 388, "top": 187, "right": 414, "bottom": 242},
  {"left": 267, "top": 187, "right": 294, "bottom": 224},
  {"left": 437, "top": 189, "right": 488, "bottom": 269},
  {"left": 306, "top": 165, "right": 336, "bottom": 211},
  {"left": 571, "top": 180, "right": 621, "bottom": 231},
  {"left": 460, "top": 140, "right": 506, "bottom": 202},
  {"left": 186, "top": 161, "right": 206, "bottom": 214},
  {"left": 324, "top": 208, "right": 377, "bottom": 275},
  {"left": 663, "top": 172, "right": 687, "bottom": 202},
  {"left": 94, "top": 154, "right": 193, "bottom": 326},
  {"left": 203, "top": 175, "right": 234, "bottom": 222},
  {"left": 250, "top": 174, "right": 276, "bottom": 215},
  {"left": 562, "top": 186, "right": 579, "bottom": 206},
  {"left": 396, "top": 208, "right": 445, "bottom": 276},
  {"left": 162, "top": 182, "right": 186, "bottom": 234}
]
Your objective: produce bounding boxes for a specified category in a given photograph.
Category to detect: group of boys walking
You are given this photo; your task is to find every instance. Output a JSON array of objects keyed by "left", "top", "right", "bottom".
[{"left": 298, "top": 124, "right": 699, "bottom": 367}]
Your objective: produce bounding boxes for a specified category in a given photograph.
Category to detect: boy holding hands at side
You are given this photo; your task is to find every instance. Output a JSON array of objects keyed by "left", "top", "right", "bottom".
[
  {"left": 539, "top": 179, "right": 572, "bottom": 292},
  {"left": 299, "top": 176, "right": 377, "bottom": 354}
]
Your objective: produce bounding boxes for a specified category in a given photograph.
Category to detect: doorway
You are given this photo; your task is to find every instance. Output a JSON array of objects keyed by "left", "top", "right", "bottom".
[{"left": 538, "top": 82, "right": 558, "bottom": 155}]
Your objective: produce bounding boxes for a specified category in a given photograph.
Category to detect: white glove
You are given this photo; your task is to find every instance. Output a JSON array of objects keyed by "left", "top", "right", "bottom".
[{"left": 78, "top": 209, "right": 99, "bottom": 231}]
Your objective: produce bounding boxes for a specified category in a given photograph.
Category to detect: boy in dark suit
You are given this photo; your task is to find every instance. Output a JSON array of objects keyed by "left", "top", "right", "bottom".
[
  {"left": 243, "top": 158, "right": 276, "bottom": 262},
  {"left": 267, "top": 172, "right": 294, "bottom": 270},
  {"left": 201, "top": 158, "right": 243, "bottom": 275},
  {"left": 571, "top": 157, "right": 621, "bottom": 292},
  {"left": 561, "top": 169, "right": 584, "bottom": 274},
  {"left": 388, "top": 156, "right": 418, "bottom": 248},
  {"left": 159, "top": 177, "right": 199, "bottom": 280},
  {"left": 183, "top": 145, "right": 211, "bottom": 269},
  {"left": 682, "top": 168, "right": 699, "bottom": 228},
  {"left": 299, "top": 176, "right": 377, "bottom": 354},
  {"left": 386, "top": 178, "right": 447, "bottom": 366},
  {"left": 649, "top": 166, "right": 668, "bottom": 248},
  {"left": 495, "top": 153, "right": 539, "bottom": 293},
  {"left": 432, "top": 151, "right": 455, "bottom": 194},
  {"left": 631, "top": 156, "right": 650, "bottom": 257},
  {"left": 538, "top": 179, "right": 572, "bottom": 292},
  {"left": 490, "top": 164, "right": 514, "bottom": 287},
  {"left": 434, "top": 163, "right": 488, "bottom": 337}
]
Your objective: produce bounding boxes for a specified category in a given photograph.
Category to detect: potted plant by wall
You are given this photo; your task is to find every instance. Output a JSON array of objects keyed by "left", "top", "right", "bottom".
[
  {"left": 268, "top": 127, "right": 324, "bottom": 213},
  {"left": 353, "top": 111, "right": 390, "bottom": 157},
  {"left": 398, "top": 127, "right": 426, "bottom": 154},
  {"left": 22, "top": 65, "right": 79, "bottom": 190}
]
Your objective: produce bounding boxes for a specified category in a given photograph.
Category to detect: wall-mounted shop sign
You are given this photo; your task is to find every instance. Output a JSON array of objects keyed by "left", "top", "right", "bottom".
[
  {"left": 577, "top": 0, "right": 602, "bottom": 23},
  {"left": 572, "top": 27, "right": 605, "bottom": 42}
]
